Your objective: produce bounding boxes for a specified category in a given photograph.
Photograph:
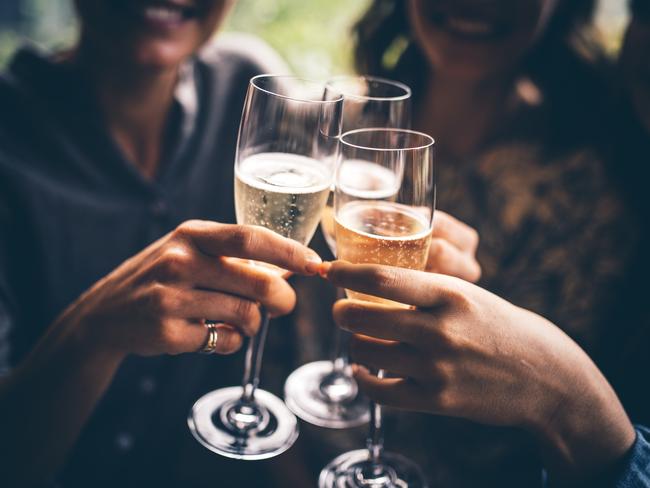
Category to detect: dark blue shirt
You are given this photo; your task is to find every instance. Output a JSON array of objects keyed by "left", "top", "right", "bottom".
[{"left": 615, "top": 426, "right": 650, "bottom": 487}]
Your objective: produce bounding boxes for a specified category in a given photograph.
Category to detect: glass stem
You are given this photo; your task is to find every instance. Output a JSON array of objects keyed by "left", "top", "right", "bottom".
[
  {"left": 330, "top": 287, "right": 349, "bottom": 374},
  {"left": 331, "top": 325, "right": 350, "bottom": 374},
  {"left": 240, "top": 306, "right": 270, "bottom": 403},
  {"left": 367, "top": 369, "right": 385, "bottom": 465}
]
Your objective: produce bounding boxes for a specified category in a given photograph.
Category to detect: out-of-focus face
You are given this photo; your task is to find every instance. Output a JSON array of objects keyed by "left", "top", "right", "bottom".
[
  {"left": 621, "top": 10, "right": 650, "bottom": 133},
  {"left": 74, "top": 0, "right": 233, "bottom": 69},
  {"left": 407, "top": 0, "right": 558, "bottom": 80}
]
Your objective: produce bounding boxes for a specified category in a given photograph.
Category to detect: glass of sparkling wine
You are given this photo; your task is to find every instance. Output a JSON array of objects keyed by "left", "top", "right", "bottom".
[
  {"left": 188, "top": 75, "right": 343, "bottom": 460},
  {"left": 319, "top": 128, "right": 435, "bottom": 488},
  {"left": 284, "top": 76, "right": 411, "bottom": 429}
]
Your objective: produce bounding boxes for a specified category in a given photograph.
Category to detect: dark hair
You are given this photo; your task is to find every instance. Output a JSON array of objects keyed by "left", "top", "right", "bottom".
[{"left": 353, "top": 0, "right": 601, "bottom": 100}]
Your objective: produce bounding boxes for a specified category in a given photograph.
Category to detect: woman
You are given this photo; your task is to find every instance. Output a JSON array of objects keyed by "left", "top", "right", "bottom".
[
  {"left": 0, "top": 1, "right": 480, "bottom": 486},
  {"left": 0, "top": 1, "right": 322, "bottom": 486},
  {"left": 302, "top": 0, "right": 644, "bottom": 485}
]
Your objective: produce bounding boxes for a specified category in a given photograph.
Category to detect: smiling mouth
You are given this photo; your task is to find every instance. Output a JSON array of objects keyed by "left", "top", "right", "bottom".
[
  {"left": 143, "top": 1, "right": 198, "bottom": 22},
  {"left": 114, "top": 0, "right": 200, "bottom": 27},
  {"left": 428, "top": 10, "right": 510, "bottom": 41}
]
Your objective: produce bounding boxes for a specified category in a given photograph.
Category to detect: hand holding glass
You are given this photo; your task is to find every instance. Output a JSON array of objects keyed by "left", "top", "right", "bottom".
[{"left": 188, "top": 75, "right": 342, "bottom": 460}]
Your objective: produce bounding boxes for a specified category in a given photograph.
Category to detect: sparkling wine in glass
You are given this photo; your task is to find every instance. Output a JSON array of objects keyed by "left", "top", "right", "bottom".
[
  {"left": 284, "top": 76, "right": 411, "bottom": 429},
  {"left": 188, "top": 75, "right": 342, "bottom": 460},
  {"left": 319, "top": 128, "right": 435, "bottom": 488}
]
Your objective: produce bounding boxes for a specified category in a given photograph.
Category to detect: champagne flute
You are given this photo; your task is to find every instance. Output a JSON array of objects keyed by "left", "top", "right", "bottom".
[
  {"left": 188, "top": 75, "right": 343, "bottom": 460},
  {"left": 319, "top": 128, "right": 434, "bottom": 488},
  {"left": 284, "top": 76, "right": 411, "bottom": 429}
]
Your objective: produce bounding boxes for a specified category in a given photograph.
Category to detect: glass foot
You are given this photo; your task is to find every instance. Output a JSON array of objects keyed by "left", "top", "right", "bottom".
[
  {"left": 284, "top": 360, "right": 370, "bottom": 428},
  {"left": 188, "top": 386, "right": 299, "bottom": 460},
  {"left": 319, "top": 448, "right": 428, "bottom": 488}
]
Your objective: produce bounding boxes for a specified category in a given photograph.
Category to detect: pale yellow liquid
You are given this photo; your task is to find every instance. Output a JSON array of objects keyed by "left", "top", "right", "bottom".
[
  {"left": 335, "top": 200, "right": 432, "bottom": 305},
  {"left": 321, "top": 159, "right": 399, "bottom": 255}
]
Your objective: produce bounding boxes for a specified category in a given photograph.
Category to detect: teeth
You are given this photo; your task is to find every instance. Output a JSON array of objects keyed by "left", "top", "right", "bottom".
[
  {"left": 144, "top": 6, "right": 183, "bottom": 22},
  {"left": 447, "top": 17, "right": 494, "bottom": 35}
]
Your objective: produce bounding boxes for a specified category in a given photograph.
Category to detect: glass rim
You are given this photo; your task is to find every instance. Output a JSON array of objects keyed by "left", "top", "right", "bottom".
[
  {"left": 325, "top": 75, "right": 412, "bottom": 102},
  {"left": 250, "top": 74, "right": 344, "bottom": 104},
  {"left": 339, "top": 128, "right": 435, "bottom": 152}
]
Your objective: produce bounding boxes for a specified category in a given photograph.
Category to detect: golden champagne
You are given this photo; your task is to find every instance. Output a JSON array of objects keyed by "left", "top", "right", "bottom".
[
  {"left": 235, "top": 152, "right": 331, "bottom": 245},
  {"left": 320, "top": 159, "right": 398, "bottom": 254},
  {"left": 335, "top": 200, "right": 432, "bottom": 304}
]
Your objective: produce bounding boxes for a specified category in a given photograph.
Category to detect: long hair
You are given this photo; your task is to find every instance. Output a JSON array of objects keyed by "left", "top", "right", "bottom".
[
  {"left": 353, "top": 0, "right": 602, "bottom": 101},
  {"left": 353, "top": 0, "right": 609, "bottom": 151}
]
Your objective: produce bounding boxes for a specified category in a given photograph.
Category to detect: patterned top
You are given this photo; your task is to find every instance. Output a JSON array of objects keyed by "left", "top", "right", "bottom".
[{"left": 286, "top": 74, "right": 647, "bottom": 487}]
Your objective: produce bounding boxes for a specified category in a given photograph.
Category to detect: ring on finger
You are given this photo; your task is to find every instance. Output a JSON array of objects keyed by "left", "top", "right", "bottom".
[{"left": 200, "top": 320, "right": 220, "bottom": 354}]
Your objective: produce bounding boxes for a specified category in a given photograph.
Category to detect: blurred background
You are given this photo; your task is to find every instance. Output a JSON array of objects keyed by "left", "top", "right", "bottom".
[{"left": 0, "top": 0, "right": 632, "bottom": 77}]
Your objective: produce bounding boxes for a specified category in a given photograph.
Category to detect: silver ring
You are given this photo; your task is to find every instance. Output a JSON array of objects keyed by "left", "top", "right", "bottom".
[{"left": 200, "top": 321, "right": 219, "bottom": 354}]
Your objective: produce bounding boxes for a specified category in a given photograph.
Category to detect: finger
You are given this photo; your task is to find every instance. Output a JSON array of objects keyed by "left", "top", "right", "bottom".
[
  {"left": 165, "top": 320, "right": 244, "bottom": 355},
  {"left": 432, "top": 211, "right": 479, "bottom": 254},
  {"left": 177, "top": 220, "right": 322, "bottom": 275},
  {"left": 188, "top": 255, "right": 297, "bottom": 317},
  {"left": 208, "top": 323, "right": 245, "bottom": 355},
  {"left": 426, "top": 238, "right": 482, "bottom": 282},
  {"left": 324, "top": 261, "right": 462, "bottom": 308},
  {"left": 352, "top": 365, "right": 423, "bottom": 410},
  {"left": 350, "top": 335, "right": 423, "bottom": 377},
  {"left": 172, "top": 289, "right": 262, "bottom": 336},
  {"left": 333, "top": 299, "right": 435, "bottom": 345}
]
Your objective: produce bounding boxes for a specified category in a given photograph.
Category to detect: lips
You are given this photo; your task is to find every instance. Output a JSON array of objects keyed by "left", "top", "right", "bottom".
[
  {"left": 111, "top": 0, "right": 200, "bottom": 29},
  {"left": 142, "top": 1, "right": 198, "bottom": 22},
  {"left": 425, "top": 7, "right": 511, "bottom": 41}
]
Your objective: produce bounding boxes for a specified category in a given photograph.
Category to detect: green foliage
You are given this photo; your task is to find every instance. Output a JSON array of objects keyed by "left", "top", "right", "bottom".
[
  {"left": 0, "top": 0, "right": 370, "bottom": 74},
  {"left": 225, "top": 0, "right": 371, "bottom": 77}
]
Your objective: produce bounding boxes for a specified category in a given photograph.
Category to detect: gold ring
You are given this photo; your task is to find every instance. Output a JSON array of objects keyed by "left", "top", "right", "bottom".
[{"left": 201, "top": 321, "right": 219, "bottom": 354}]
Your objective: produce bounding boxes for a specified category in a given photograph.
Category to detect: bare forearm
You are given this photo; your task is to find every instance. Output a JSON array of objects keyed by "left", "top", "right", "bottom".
[
  {"left": 0, "top": 316, "right": 123, "bottom": 487},
  {"left": 532, "top": 349, "right": 635, "bottom": 485}
]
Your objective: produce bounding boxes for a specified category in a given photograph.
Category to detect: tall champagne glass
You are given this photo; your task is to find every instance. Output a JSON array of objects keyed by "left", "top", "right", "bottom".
[
  {"left": 319, "top": 128, "right": 434, "bottom": 488},
  {"left": 188, "top": 75, "right": 343, "bottom": 460},
  {"left": 284, "top": 76, "right": 411, "bottom": 429}
]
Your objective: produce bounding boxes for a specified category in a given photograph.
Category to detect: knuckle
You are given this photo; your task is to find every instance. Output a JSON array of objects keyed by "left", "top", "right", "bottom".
[
  {"left": 431, "top": 389, "right": 455, "bottom": 412},
  {"left": 157, "top": 247, "right": 192, "bottom": 281},
  {"left": 467, "top": 227, "right": 480, "bottom": 250},
  {"left": 159, "top": 319, "right": 181, "bottom": 349},
  {"left": 173, "top": 219, "right": 200, "bottom": 239},
  {"left": 411, "top": 322, "right": 432, "bottom": 347},
  {"left": 467, "top": 260, "right": 482, "bottom": 282},
  {"left": 446, "top": 286, "right": 472, "bottom": 311},
  {"left": 283, "top": 241, "right": 299, "bottom": 264},
  {"left": 234, "top": 298, "right": 256, "bottom": 324},
  {"left": 433, "top": 319, "right": 460, "bottom": 351},
  {"left": 373, "top": 266, "right": 401, "bottom": 291},
  {"left": 228, "top": 225, "right": 255, "bottom": 254},
  {"left": 251, "top": 274, "right": 274, "bottom": 300},
  {"left": 431, "top": 361, "right": 454, "bottom": 387},
  {"left": 147, "top": 283, "right": 170, "bottom": 311}
]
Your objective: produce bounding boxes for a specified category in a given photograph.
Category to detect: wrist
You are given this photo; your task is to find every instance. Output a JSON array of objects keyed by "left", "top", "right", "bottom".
[
  {"left": 529, "top": 353, "right": 635, "bottom": 484},
  {"left": 54, "top": 303, "right": 127, "bottom": 366}
]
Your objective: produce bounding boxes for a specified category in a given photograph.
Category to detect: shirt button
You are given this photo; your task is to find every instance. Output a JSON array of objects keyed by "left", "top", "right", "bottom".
[
  {"left": 150, "top": 200, "right": 169, "bottom": 218},
  {"left": 139, "top": 376, "right": 156, "bottom": 395},
  {"left": 115, "top": 432, "right": 134, "bottom": 452}
]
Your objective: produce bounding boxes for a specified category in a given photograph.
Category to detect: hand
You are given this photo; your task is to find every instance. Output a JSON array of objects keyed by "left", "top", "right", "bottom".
[
  {"left": 427, "top": 211, "right": 481, "bottom": 282},
  {"left": 324, "top": 261, "right": 635, "bottom": 482},
  {"left": 58, "top": 220, "right": 322, "bottom": 358}
]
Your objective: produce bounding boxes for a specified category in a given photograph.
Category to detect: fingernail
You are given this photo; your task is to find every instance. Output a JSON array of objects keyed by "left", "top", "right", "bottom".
[
  {"left": 304, "top": 252, "right": 322, "bottom": 274},
  {"left": 351, "top": 364, "right": 360, "bottom": 375},
  {"left": 318, "top": 261, "right": 332, "bottom": 278}
]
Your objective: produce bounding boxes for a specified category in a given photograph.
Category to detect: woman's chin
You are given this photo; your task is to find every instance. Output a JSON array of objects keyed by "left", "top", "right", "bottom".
[{"left": 127, "top": 40, "right": 196, "bottom": 70}]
